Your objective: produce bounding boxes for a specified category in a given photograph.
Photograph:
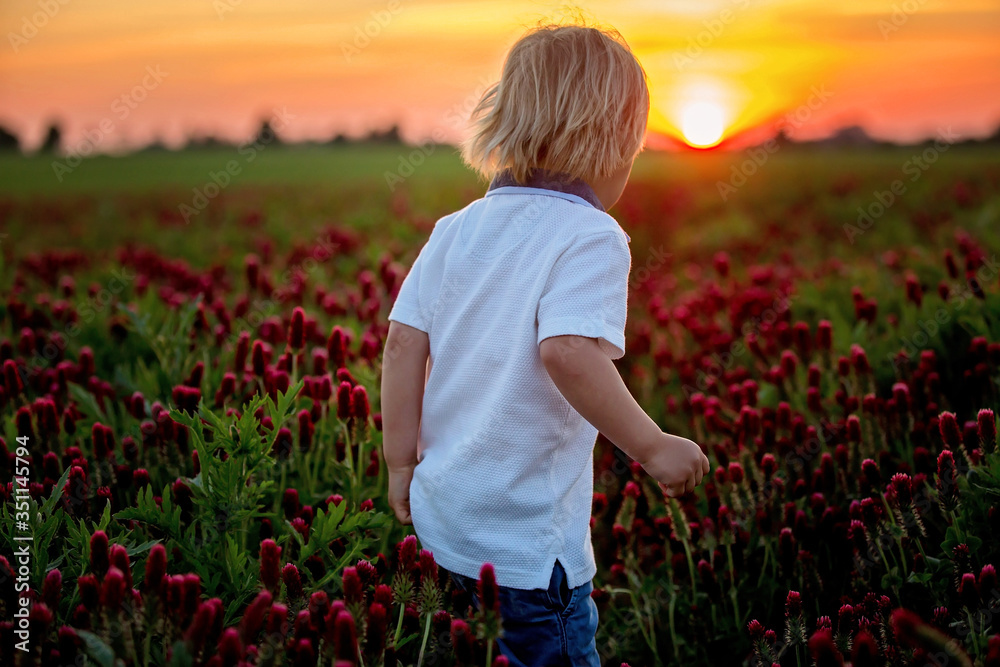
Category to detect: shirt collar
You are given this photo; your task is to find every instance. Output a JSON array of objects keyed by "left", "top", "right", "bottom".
[{"left": 486, "top": 167, "right": 605, "bottom": 212}]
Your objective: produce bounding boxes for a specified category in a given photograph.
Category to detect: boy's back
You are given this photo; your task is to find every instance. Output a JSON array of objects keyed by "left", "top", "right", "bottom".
[{"left": 388, "top": 173, "right": 632, "bottom": 590}]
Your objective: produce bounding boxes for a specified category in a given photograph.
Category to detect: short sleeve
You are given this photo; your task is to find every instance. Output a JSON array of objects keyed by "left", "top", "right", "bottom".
[
  {"left": 537, "top": 230, "right": 631, "bottom": 359},
  {"left": 388, "top": 240, "right": 431, "bottom": 333}
]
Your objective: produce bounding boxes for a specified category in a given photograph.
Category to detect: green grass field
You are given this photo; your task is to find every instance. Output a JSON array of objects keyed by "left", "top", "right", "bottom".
[{"left": 3, "top": 142, "right": 997, "bottom": 197}]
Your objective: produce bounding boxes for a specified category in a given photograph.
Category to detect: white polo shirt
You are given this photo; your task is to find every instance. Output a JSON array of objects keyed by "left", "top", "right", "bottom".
[{"left": 387, "top": 170, "right": 632, "bottom": 590}]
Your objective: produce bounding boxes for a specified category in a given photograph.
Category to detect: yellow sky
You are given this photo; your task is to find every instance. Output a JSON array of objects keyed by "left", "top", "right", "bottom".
[{"left": 1, "top": 0, "right": 998, "bottom": 151}]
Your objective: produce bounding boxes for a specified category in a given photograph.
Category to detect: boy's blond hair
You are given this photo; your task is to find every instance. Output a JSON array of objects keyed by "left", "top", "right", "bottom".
[{"left": 461, "top": 23, "right": 649, "bottom": 185}]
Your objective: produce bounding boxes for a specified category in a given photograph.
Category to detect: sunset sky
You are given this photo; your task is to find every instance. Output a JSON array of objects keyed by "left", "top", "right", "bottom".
[{"left": 1, "top": 0, "right": 998, "bottom": 152}]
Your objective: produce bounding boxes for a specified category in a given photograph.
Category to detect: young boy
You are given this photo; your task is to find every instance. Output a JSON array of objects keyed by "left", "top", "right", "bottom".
[{"left": 381, "top": 23, "right": 709, "bottom": 665}]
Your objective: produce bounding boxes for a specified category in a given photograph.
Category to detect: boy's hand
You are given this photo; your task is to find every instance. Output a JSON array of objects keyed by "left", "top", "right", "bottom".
[
  {"left": 388, "top": 464, "right": 416, "bottom": 525},
  {"left": 639, "top": 433, "right": 710, "bottom": 498}
]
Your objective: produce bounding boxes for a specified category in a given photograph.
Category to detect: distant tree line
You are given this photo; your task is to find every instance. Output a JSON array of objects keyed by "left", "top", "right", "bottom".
[
  {"left": 0, "top": 118, "right": 414, "bottom": 156},
  {"left": 0, "top": 118, "right": 998, "bottom": 157},
  {"left": 0, "top": 121, "right": 61, "bottom": 153},
  {"left": 771, "top": 124, "right": 1000, "bottom": 150}
]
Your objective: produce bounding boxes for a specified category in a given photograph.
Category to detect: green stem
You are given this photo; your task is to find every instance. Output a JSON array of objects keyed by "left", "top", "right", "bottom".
[
  {"left": 874, "top": 536, "right": 891, "bottom": 569},
  {"left": 726, "top": 544, "right": 740, "bottom": 628},
  {"left": 632, "top": 588, "right": 655, "bottom": 654},
  {"left": 356, "top": 427, "right": 367, "bottom": 497},
  {"left": 312, "top": 408, "right": 328, "bottom": 493},
  {"left": 343, "top": 422, "right": 356, "bottom": 501},
  {"left": 874, "top": 539, "right": 899, "bottom": 598},
  {"left": 123, "top": 616, "right": 140, "bottom": 667},
  {"left": 949, "top": 510, "right": 964, "bottom": 543},
  {"left": 143, "top": 613, "right": 152, "bottom": 667},
  {"left": 376, "top": 435, "right": 387, "bottom": 503},
  {"left": 393, "top": 601, "right": 405, "bottom": 647},
  {"left": 378, "top": 526, "right": 392, "bottom": 561},
  {"left": 417, "top": 612, "right": 432, "bottom": 667},
  {"left": 608, "top": 586, "right": 656, "bottom": 656},
  {"left": 668, "top": 590, "right": 680, "bottom": 662},
  {"left": 486, "top": 641, "right": 494, "bottom": 667},
  {"left": 302, "top": 445, "right": 313, "bottom": 496},
  {"left": 277, "top": 462, "right": 287, "bottom": 512},
  {"left": 644, "top": 591, "right": 659, "bottom": 662},
  {"left": 879, "top": 494, "right": 898, "bottom": 527},
  {"left": 965, "top": 610, "right": 981, "bottom": 658},
  {"left": 895, "top": 534, "right": 909, "bottom": 574},
  {"left": 682, "top": 539, "right": 698, "bottom": 598},
  {"left": 757, "top": 541, "right": 771, "bottom": 589}
]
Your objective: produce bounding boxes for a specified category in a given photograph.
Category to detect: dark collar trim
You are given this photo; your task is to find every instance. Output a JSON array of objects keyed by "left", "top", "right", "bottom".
[{"left": 487, "top": 168, "right": 605, "bottom": 212}]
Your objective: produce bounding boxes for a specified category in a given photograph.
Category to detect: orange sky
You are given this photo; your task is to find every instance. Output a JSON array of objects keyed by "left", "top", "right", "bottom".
[{"left": 1, "top": 0, "right": 999, "bottom": 152}]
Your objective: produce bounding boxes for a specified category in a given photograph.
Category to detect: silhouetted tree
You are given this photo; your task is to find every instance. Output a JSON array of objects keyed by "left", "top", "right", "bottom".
[
  {"left": 39, "top": 122, "right": 62, "bottom": 153},
  {"left": 254, "top": 119, "right": 282, "bottom": 146},
  {"left": 184, "top": 134, "right": 232, "bottom": 150},
  {"left": 0, "top": 125, "right": 20, "bottom": 152},
  {"left": 823, "top": 125, "right": 876, "bottom": 147},
  {"left": 772, "top": 126, "right": 793, "bottom": 149},
  {"left": 366, "top": 124, "right": 402, "bottom": 144},
  {"left": 140, "top": 138, "right": 169, "bottom": 152},
  {"left": 987, "top": 123, "right": 1000, "bottom": 145}
]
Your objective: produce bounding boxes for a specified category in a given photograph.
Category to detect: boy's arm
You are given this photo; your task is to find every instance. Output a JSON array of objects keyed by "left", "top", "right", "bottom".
[
  {"left": 381, "top": 321, "right": 430, "bottom": 525},
  {"left": 539, "top": 335, "right": 710, "bottom": 497}
]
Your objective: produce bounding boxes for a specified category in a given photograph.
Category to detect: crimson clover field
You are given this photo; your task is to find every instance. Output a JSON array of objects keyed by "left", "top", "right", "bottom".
[{"left": 1, "top": 144, "right": 999, "bottom": 667}]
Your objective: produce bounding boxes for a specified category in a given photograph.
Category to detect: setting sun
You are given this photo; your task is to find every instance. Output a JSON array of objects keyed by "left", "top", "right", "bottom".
[
  {"left": 652, "top": 77, "right": 741, "bottom": 150},
  {"left": 680, "top": 101, "right": 726, "bottom": 148}
]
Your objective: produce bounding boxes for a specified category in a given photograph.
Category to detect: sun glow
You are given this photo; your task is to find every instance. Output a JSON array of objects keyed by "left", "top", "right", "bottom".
[
  {"left": 648, "top": 77, "right": 742, "bottom": 149},
  {"left": 680, "top": 101, "right": 726, "bottom": 148}
]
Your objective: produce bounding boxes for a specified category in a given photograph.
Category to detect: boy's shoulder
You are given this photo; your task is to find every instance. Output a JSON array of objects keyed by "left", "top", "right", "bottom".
[
  {"left": 425, "top": 198, "right": 476, "bottom": 237},
  {"left": 563, "top": 203, "right": 630, "bottom": 244},
  {"left": 436, "top": 190, "right": 630, "bottom": 247},
  {"left": 535, "top": 195, "right": 632, "bottom": 251}
]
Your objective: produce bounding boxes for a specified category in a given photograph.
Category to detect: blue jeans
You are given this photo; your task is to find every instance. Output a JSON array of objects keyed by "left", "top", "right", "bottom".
[{"left": 447, "top": 560, "right": 601, "bottom": 667}]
